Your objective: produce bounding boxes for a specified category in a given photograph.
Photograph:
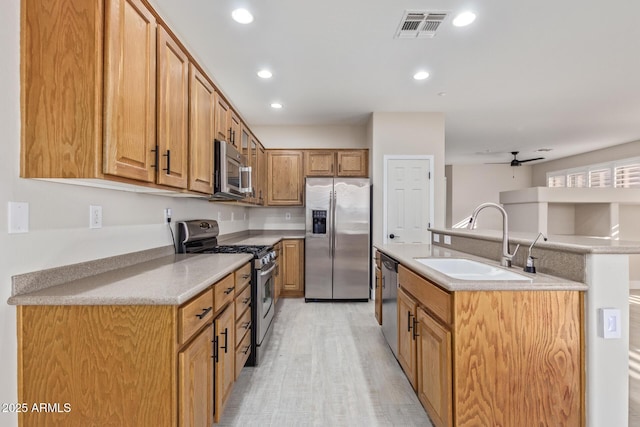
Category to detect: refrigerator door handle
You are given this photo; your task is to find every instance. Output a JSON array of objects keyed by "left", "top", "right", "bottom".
[
  {"left": 332, "top": 190, "right": 337, "bottom": 255},
  {"left": 328, "top": 190, "right": 333, "bottom": 258}
]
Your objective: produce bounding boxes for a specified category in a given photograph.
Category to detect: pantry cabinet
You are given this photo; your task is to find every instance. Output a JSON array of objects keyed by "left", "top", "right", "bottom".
[{"left": 267, "top": 150, "right": 304, "bottom": 206}]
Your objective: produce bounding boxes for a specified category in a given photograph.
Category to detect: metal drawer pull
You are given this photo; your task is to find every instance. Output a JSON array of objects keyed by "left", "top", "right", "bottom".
[
  {"left": 242, "top": 274, "right": 250, "bottom": 280},
  {"left": 243, "top": 345, "right": 251, "bottom": 355},
  {"left": 242, "top": 321, "right": 251, "bottom": 330},
  {"left": 196, "top": 306, "right": 213, "bottom": 319},
  {"left": 224, "top": 286, "right": 235, "bottom": 295},
  {"left": 242, "top": 297, "right": 250, "bottom": 304}
]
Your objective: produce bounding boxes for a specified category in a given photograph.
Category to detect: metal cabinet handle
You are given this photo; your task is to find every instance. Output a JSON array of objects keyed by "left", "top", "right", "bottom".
[
  {"left": 243, "top": 345, "right": 250, "bottom": 355},
  {"left": 151, "top": 145, "right": 159, "bottom": 170},
  {"left": 412, "top": 318, "right": 419, "bottom": 340},
  {"left": 163, "top": 149, "right": 171, "bottom": 174},
  {"left": 242, "top": 297, "right": 251, "bottom": 304},
  {"left": 242, "top": 321, "right": 251, "bottom": 330},
  {"left": 407, "top": 311, "right": 413, "bottom": 332},
  {"left": 224, "top": 286, "right": 235, "bottom": 295},
  {"left": 196, "top": 306, "right": 212, "bottom": 319},
  {"left": 242, "top": 274, "right": 250, "bottom": 280},
  {"left": 221, "top": 328, "right": 228, "bottom": 353},
  {"left": 213, "top": 335, "right": 218, "bottom": 362}
]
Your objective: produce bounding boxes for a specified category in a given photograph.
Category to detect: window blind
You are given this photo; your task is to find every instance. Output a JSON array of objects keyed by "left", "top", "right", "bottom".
[
  {"left": 615, "top": 163, "right": 640, "bottom": 188},
  {"left": 548, "top": 175, "right": 565, "bottom": 187},
  {"left": 589, "top": 168, "right": 612, "bottom": 188},
  {"left": 567, "top": 172, "right": 587, "bottom": 188}
]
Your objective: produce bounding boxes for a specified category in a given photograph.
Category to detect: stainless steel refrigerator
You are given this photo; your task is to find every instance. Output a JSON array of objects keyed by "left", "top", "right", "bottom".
[{"left": 305, "top": 177, "right": 370, "bottom": 301}]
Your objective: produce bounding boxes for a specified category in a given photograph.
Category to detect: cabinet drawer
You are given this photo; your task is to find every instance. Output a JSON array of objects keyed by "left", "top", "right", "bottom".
[
  {"left": 214, "top": 273, "right": 235, "bottom": 313},
  {"left": 235, "top": 305, "right": 252, "bottom": 347},
  {"left": 399, "top": 265, "right": 452, "bottom": 326},
  {"left": 235, "top": 285, "right": 251, "bottom": 319},
  {"left": 235, "top": 327, "right": 251, "bottom": 380},
  {"left": 235, "top": 263, "right": 252, "bottom": 293},
  {"left": 179, "top": 288, "right": 214, "bottom": 344}
]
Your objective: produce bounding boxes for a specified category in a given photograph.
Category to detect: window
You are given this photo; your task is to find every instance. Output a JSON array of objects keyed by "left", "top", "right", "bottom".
[
  {"left": 567, "top": 172, "right": 587, "bottom": 187},
  {"left": 546, "top": 156, "right": 640, "bottom": 189},
  {"left": 615, "top": 162, "right": 640, "bottom": 188}
]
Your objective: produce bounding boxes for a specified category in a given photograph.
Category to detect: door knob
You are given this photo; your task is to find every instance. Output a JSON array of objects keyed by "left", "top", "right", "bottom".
[{"left": 389, "top": 234, "right": 397, "bottom": 239}]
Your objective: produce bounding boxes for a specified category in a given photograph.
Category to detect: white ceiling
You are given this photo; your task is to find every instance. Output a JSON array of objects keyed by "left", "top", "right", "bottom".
[{"left": 150, "top": 0, "right": 640, "bottom": 165}]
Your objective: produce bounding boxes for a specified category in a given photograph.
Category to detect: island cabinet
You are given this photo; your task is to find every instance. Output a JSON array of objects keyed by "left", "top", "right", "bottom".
[
  {"left": 397, "top": 265, "right": 584, "bottom": 427},
  {"left": 267, "top": 150, "right": 304, "bottom": 206},
  {"left": 16, "top": 263, "right": 253, "bottom": 426}
]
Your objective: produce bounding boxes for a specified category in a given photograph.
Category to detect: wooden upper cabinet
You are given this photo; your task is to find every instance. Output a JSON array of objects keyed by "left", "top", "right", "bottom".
[
  {"left": 156, "top": 26, "right": 188, "bottom": 189},
  {"left": 267, "top": 150, "right": 303, "bottom": 206},
  {"left": 337, "top": 150, "right": 368, "bottom": 177},
  {"left": 214, "top": 93, "right": 230, "bottom": 142},
  {"left": 257, "top": 142, "right": 266, "bottom": 205},
  {"left": 229, "top": 111, "right": 241, "bottom": 148},
  {"left": 104, "top": 0, "right": 157, "bottom": 182},
  {"left": 189, "top": 65, "right": 215, "bottom": 194},
  {"left": 304, "top": 151, "right": 335, "bottom": 176}
]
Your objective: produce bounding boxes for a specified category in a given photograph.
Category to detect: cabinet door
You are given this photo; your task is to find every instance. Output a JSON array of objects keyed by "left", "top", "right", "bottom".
[
  {"left": 214, "top": 304, "right": 235, "bottom": 423},
  {"left": 281, "top": 239, "right": 304, "bottom": 297},
  {"left": 214, "top": 93, "right": 230, "bottom": 142},
  {"left": 397, "top": 287, "right": 418, "bottom": 390},
  {"left": 267, "top": 151, "right": 304, "bottom": 206},
  {"left": 188, "top": 65, "right": 215, "bottom": 194},
  {"left": 156, "top": 26, "right": 189, "bottom": 189},
  {"left": 258, "top": 143, "right": 267, "bottom": 205},
  {"left": 179, "top": 323, "right": 213, "bottom": 427},
  {"left": 337, "top": 150, "right": 368, "bottom": 177},
  {"left": 304, "top": 151, "right": 335, "bottom": 176},
  {"left": 240, "top": 127, "right": 254, "bottom": 200},
  {"left": 417, "top": 308, "right": 452, "bottom": 427},
  {"left": 230, "top": 111, "right": 241, "bottom": 148},
  {"left": 104, "top": 0, "right": 157, "bottom": 182}
]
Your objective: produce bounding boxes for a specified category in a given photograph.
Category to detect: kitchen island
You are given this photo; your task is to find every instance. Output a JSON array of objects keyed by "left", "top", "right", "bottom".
[{"left": 376, "top": 242, "right": 586, "bottom": 427}]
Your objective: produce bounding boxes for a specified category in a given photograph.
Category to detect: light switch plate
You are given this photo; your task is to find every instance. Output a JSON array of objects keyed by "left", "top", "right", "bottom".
[
  {"left": 598, "top": 308, "right": 622, "bottom": 339},
  {"left": 8, "top": 202, "right": 29, "bottom": 234},
  {"left": 444, "top": 235, "right": 452, "bottom": 245}
]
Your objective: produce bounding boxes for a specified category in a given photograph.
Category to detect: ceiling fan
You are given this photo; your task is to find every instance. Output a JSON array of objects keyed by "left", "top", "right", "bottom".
[{"left": 488, "top": 151, "right": 545, "bottom": 167}]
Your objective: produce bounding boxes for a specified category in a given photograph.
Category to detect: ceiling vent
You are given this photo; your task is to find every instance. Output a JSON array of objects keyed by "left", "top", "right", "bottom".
[{"left": 395, "top": 11, "right": 449, "bottom": 39}]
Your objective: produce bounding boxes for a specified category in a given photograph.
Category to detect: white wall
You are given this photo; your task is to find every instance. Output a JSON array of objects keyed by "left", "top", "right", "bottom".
[
  {"left": 0, "top": 6, "right": 247, "bottom": 426},
  {"left": 249, "top": 207, "right": 305, "bottom": 230},
  {"left": 369, "top": 112, "right": 446, "bottom": 246},
  {"left": 252, "top": 124, "right": 367, "bottom": 149},
  {"left": 531, "top": 139, "right": 640, "bottom": 186},
  {"left": 446, "top": 164, "right": 533, "bottom": 230}
]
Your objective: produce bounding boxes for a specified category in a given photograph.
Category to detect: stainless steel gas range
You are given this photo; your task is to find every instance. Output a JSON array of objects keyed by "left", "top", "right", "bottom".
[{"left": 176, "top": 220, "right": 277, "bottom": 366}]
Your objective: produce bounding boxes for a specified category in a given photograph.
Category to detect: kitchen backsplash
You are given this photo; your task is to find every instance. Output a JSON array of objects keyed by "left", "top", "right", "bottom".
[{"left": 249, "top": 207, "right": 305, "bottom": 230}]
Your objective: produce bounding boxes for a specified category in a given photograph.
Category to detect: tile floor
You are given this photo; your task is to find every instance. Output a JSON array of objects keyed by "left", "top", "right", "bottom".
[{"left": 218, "top": 298, "right": 432, "bottom": 426}]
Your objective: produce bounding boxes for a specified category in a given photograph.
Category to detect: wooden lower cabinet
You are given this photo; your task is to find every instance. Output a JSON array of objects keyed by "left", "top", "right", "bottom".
[
  {"left": 280, "top": 239, "right": 305, "bottom": 297},
  {"left": 16, "top": 264, "right": 252, "bottom": 426},
  {"left": 416, "top": 307, "right": 452, "bottom": 427},
  {"left": 397, "top": 287, "right": 418, "bottom": 390},
  {"left": 179, "top": 323, "right": 213, "bottom": 427},
  {"left": 397, "top": 265, "right": 584, "bottom": 427}
]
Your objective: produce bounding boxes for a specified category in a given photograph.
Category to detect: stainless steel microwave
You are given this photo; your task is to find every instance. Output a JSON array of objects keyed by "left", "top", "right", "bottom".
[{"left": 212, "top": 140, "right": 252, "bottom": 200}]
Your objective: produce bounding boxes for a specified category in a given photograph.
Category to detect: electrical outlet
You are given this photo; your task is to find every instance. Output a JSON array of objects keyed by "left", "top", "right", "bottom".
[
  {"left": 433, "top": 233, "right": 440, "bottom": 243},
  {"left": 444, "top": 235, "right": 451, "bottom": 245},
  {"left": 8, "top": 201, "right": 29, "bottom": 234},
  {"left": 285, "top": 212, "right": 291, "bottom": 220},
  {"left": 90, "top": 205, "right": 102, "bottom": 229},
  {"left": 164, "top": 208, "right": 172, "bottom": 223}
]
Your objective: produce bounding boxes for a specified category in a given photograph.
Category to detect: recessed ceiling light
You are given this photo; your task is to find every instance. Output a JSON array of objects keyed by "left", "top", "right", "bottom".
[
  {"left": 452, "top": 11, "right": 476, "bottom": 27},
  {"left": 413, "top": 71, "right": 430, "bottom": 81},
  {"left": 270, "top": 103, "right": 283, "bottom": 109},
  {"left": 257, "top": 69, "right": 273, "bottom": 79},
  {"left": 231, "top": 8, "right": 254, "bottom": 24}
]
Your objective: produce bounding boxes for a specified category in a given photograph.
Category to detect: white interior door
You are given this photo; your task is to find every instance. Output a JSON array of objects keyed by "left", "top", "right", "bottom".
[{"left": 385, "top": 158, "right": 432, "bottom": 243}]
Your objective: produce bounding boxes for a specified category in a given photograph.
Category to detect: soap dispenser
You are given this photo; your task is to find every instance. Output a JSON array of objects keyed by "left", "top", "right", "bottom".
[{"left": 524, "top": 232, "right": 547, "bottom": 274}]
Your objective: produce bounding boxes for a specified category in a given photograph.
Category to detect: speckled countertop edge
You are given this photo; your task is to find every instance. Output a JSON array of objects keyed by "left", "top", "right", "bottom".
[
  {"left": 429, "top": 228, "right": 640, "bottom": 254},
  {"left": 375, "top": 243, "right": 588, "bottom": 292},
  {"left": 8, "top": 253, "right": 253, "bottom": 306}
]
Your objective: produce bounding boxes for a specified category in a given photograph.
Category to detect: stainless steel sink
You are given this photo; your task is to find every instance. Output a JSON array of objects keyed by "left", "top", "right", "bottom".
[{"left": 414, "top": 258, "right": 531, "bottom": 281}]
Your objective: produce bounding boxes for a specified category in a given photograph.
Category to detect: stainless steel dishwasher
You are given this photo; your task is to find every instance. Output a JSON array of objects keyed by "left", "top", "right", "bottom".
[{"left": 380, "top": 253, "right": 399, "bottom": 358}]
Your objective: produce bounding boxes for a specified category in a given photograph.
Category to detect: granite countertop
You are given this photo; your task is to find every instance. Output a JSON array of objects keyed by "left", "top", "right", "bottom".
[
  {"left": 7, "top": 253, "right": 253, "bottom": 306},
  {"left": 429, "top": 227, "right": 640, "bottom": 254},
  {"left": 375, "top": 243, "right": 588, "bottom": 292}
]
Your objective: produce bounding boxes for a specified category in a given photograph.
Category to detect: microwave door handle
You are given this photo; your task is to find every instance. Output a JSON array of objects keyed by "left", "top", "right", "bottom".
[{"left": 240, "top": 166, "right": 252, "bottom": 193}]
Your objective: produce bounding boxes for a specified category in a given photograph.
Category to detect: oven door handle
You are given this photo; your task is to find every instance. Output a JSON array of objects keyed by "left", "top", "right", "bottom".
[{"left": 259, "top": 264, "right": 277, "bottom": 276}]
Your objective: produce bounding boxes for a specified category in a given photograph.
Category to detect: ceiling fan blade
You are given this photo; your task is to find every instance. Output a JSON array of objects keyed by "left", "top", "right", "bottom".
[
  {"left": 517, "top": 157, "right": 545, "bottom": 163},
  {"left": 484, "top": 162, "right": 511, "bottom": 164}
]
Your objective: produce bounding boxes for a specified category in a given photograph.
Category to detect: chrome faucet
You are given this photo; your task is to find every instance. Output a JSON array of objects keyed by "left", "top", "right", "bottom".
[
  {"left": 524, "top": 232, "right": 547, "bottom": 273},
  {"left": 468, "top": 202, "right": 520, "bottom": 267}
]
